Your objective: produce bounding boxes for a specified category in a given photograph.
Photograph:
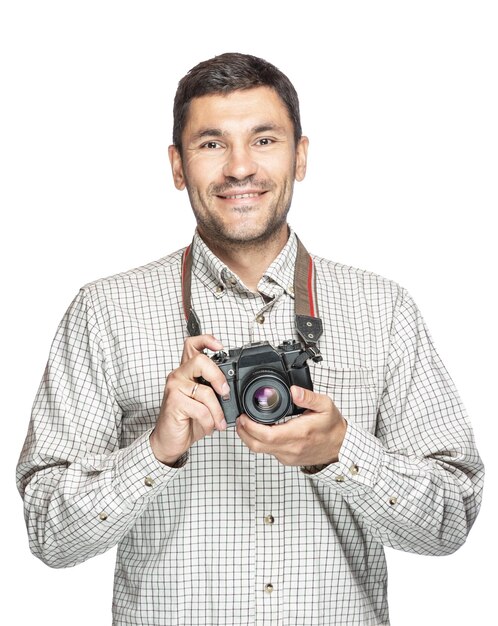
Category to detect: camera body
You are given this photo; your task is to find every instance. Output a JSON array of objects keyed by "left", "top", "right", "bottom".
[{"left": 209, "top": 340, "right": 313, "bottom": 426}]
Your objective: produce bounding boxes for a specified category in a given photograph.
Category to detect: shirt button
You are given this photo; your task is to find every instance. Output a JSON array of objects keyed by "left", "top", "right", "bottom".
[
  {"left": 335, "top": 475, "right": 345, "bottom": 482},
  {"left": 228, "top": 276, "right": 237, "bottom": 286},
  {"left": 144, "top": 476, "right": 155, "bottom": 487},
  {"left": 98, "top": 512, "right": 108, "bottom": 521},
  {"left": 389, "top": 497, "right": 398, "bottom": 506},
  {"left": 264, "top": 583, "right": 274, "bottom": 594},
  {"left": 349, "top": 464, "right": 359, "bottom": 475},
  {"left": 255, "top": 314, "right": 265, "bottom": 324},
  {"left": 287, "top": 285, "right": 294, "bottom": 296},
  {"left": 264, "top": 515, "right": 275, "bottom": 525},
  {"left": 215, "top": 285, "right": 224, "bottom": 294}
]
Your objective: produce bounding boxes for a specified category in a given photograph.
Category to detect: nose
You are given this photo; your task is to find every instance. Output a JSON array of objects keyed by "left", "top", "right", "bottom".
[{"left": 222, "top": 144, "right": 257, "bottom": 180}]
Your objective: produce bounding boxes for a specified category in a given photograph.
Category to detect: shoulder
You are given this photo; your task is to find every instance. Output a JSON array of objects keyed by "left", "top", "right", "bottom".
[
  {"left": 311, "top": 253, "right": 404, "bottom": 305},
  {"left": 310, "top": 253, "right": 420, "bottom": 349},
  {"left": 80, "top": 247, "right": 186, "bottom": 300}
]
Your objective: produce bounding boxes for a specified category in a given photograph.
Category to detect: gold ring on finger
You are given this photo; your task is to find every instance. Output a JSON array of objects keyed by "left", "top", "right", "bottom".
[{"left": 190, "top": 382, "right": 199, "bottom": 399}]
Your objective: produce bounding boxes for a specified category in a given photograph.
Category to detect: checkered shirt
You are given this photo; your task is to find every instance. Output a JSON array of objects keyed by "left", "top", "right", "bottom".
[{"left": 17, "top": 229, "right": 484, "bottom": 625}]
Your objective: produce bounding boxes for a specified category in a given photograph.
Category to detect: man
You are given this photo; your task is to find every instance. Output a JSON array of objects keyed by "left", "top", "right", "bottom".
[{"left": 17, "top": 53, "right": 484, "bottom": 626}]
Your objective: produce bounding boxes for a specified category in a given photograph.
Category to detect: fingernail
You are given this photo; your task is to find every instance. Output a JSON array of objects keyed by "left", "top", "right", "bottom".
[
  {"left": 293, "top": 386, "right": 304, "bottom": 402},
  {"left": 221, "top": 382, "right": 230, "bottom": 400},
  {"left": 219, "top": 418, "right": 228, "bottom": 430}
]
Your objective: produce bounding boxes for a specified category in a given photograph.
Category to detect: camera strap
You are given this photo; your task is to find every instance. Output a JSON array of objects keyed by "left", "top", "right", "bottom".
[{"left": 181, "top": 235, "right": 323, "bottom": 363}]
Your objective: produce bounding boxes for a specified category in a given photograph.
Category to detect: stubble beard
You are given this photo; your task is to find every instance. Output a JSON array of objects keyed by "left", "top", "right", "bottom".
[{"left": 187, "top": 177, "right": 294, "bottom": 254}]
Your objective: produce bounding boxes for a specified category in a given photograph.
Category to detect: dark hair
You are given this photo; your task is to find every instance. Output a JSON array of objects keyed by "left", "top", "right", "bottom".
[{"left": 173, "top": 52, "right": 302, "bottom": 150}]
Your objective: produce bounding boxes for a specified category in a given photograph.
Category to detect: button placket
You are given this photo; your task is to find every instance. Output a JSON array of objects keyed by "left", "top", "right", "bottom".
[
  {"left": 254, "top": 455, "right": 282, "bottom": 621},
  {"left": 250, "top": 288, "right": 284, "bottom": 346}
]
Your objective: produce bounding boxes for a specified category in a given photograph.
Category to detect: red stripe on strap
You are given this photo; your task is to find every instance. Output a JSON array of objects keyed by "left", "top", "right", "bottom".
[
  {"left": 307, "top": 257, "right": 315, "bottom": 317},
  {"left": 181, "top": 245, "right": 190, "bottom": 321}
]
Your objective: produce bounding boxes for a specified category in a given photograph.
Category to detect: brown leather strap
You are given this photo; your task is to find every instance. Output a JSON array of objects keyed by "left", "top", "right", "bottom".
[
  {"left": 181, "top": 236, "right": 323, "bottom": 357},
  {"left": 181, "top": 244, "right": 202, "bottom": 337},
  {"left": 294, "top": 236, "right": 318, "bottom": 318}
]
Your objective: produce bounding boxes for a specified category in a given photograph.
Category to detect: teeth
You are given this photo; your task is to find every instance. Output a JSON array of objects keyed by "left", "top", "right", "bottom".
[{"left": 224, "top": 193, "right": 261, "bottom": 199}]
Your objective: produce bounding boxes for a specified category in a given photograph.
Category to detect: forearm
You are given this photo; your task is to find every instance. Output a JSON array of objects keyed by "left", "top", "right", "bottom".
[
  {"left": 19, "top": 430, "right": 187, "bottom": 568},
  {"left": 303, "top": 421, "right": 484, "bottom": 555}
]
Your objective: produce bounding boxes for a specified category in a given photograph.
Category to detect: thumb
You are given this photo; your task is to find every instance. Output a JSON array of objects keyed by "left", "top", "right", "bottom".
[
  {"left": 181, "top": 334, "right": 224, "bottom": 363},
  {"left": 291, "top": 385, "right": 326, "bottom": 412}
]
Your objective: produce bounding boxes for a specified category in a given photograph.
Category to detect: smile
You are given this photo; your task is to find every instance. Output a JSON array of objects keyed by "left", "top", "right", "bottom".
[{"left": 217, "top": 191, "right": 267, "bottom": 200}]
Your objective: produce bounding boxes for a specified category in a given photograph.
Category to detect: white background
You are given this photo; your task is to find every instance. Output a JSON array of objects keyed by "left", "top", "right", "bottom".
[{"left": 1, "top": 1, "right": 496, "bottom": 624}]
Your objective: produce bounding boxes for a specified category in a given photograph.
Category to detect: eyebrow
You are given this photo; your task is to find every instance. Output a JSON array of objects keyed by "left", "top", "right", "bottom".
[
  {"left": 190, "top": 128, "right": 224, "bottom": 142},
  {"left": 251, "top": 124, "right": 286, "bottom": 135},
  {"left": 189, "top": 123, "right": 287, "bottom": 143}
]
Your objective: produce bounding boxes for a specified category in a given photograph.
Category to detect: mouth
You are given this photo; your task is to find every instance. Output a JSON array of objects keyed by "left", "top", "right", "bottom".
[
  {"left": 216, "top": 190, "right": 268, "bottom": 201},
  {"left": 220, "top": 192, "right": 263, "bottom": 199}
]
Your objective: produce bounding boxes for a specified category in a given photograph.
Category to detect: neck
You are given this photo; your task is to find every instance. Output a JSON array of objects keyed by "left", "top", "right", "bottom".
[{"left": 199, "top": 226, "right": 290, "bottom": 292}]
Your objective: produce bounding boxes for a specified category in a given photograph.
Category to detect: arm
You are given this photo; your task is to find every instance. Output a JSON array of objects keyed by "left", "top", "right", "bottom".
[
  {"left": 17, "top": 288, "right": 229, "bottom": 569},
  {"left": 306, "top": 288, "right": 484, "bottom": 555},
  {"left": 16, "top": 288, "right": 185, "bottom": 568},
  {"left": 238, "top": 289, "right": 484, "bottom": 555}
]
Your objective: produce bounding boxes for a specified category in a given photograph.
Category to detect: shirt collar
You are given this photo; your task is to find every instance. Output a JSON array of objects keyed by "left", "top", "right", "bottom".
[{"left": 190, "top": 227, "right": 298, "bottom": 299}]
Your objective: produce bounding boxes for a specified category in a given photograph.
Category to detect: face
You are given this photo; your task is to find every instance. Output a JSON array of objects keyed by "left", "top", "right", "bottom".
[{"left": 169, "top": 86, "right": 308, "bottom": 251}]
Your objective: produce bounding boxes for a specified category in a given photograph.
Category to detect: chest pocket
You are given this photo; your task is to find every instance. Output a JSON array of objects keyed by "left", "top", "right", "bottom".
[{"left": 309, "top": 363, "right": 378, "bottom": 433}]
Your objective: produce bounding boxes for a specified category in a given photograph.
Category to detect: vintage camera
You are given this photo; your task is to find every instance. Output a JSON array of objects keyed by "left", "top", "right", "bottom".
[{"left": 207, "top": 340, "right": 313, "bottom": 426}]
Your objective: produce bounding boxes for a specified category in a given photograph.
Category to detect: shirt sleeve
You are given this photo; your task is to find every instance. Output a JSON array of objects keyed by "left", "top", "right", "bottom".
[
  {"left": 16, "top": 288, "right": 187, "bottom": 569},
  {"left": 302, "top": 288, "right": 484, "bottom": 555}
]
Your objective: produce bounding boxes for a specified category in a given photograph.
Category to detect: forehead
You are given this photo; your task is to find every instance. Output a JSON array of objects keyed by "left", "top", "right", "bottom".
[{"left": 183, "top": 86, "right": 293, "bottom": 137}]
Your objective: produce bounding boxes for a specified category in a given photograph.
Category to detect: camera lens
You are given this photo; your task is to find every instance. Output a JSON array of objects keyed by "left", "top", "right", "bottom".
[
  {"left": 253, "top": 386, "right": 281, "bottom": 412},
  {"left": 241, "top": 370, "right": 292, "bottom": 424}
]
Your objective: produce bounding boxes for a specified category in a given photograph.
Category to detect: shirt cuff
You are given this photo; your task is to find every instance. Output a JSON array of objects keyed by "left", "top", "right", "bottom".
[
  {"left": 301, "top": 421, "right": 385, "bottom": 493},
  {"left": 112, "top": 428, "right": 188, "bottom": 504}
]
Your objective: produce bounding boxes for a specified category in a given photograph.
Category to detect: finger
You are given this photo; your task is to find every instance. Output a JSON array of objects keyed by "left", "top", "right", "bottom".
[
  {"left": 180, "top": 382, "right": 227, "bottom": 430},
  {"left": 291, "top": 385, "right": 331, "bottom": 413},
  {"left": 180, "top": 396, "right": 219, "bottom": 436},
  {"left": 169, "top": 389, "right": 220, "bottom": 436},
  {"left": 181, "top": 334, "right": 224, "bottom": 363},
  {"left": 236, "top": 415, "right": 271, "bottom": 453},
  {"left": 179, "top": 353, "right": 231, "bottom": 398},
  {"left": 236, "top": 414, "right": 280, "bottom": 445}
]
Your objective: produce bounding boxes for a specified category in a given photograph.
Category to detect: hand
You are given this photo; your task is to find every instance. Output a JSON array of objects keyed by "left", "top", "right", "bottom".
[
  {"left": 236, "top": 385, "right": 347, "bottom": 466},
  {"left": 150, "top": 335, "right": 230, "bottom": 466}
]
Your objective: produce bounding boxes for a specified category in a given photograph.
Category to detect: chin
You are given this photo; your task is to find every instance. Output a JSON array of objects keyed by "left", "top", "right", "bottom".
[
  {"left": 195, "top": 206, "right": 289, "bottom": 248},
  {"left": 214, "top": 218, "right": 266, "bottom": 242},
  {"left": 226, "top": 223, "right": 287, "bottom": 246}
]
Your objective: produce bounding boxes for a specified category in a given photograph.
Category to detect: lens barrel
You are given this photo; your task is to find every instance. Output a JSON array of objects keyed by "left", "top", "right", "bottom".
[{"left": 241, "top": 369, "right": 292, "bottom": 424}]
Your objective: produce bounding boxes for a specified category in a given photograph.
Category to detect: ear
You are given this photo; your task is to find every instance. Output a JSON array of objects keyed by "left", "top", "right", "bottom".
[
  {"left": 294, "top": 136, "right": 309, "bottom": 182},
  {"left": 168, "top": 145, "right": 186, "bottom": 190}
]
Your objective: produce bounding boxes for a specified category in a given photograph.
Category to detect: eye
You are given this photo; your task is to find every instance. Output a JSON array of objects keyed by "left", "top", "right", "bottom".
[
  {"left": 255, "top": 137, "right": 273, "bottom": 146},
  {"left": 201, "top": 141, "right": 223, "bottom": 149}
]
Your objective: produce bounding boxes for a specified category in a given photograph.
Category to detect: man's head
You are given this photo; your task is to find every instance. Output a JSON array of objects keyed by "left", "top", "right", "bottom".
[
  {"left": 172, "top": 52, "right": 302, "bottom": 153},
  {"left": 168, "top": 53, "right": 308, "bottom": 253}
]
